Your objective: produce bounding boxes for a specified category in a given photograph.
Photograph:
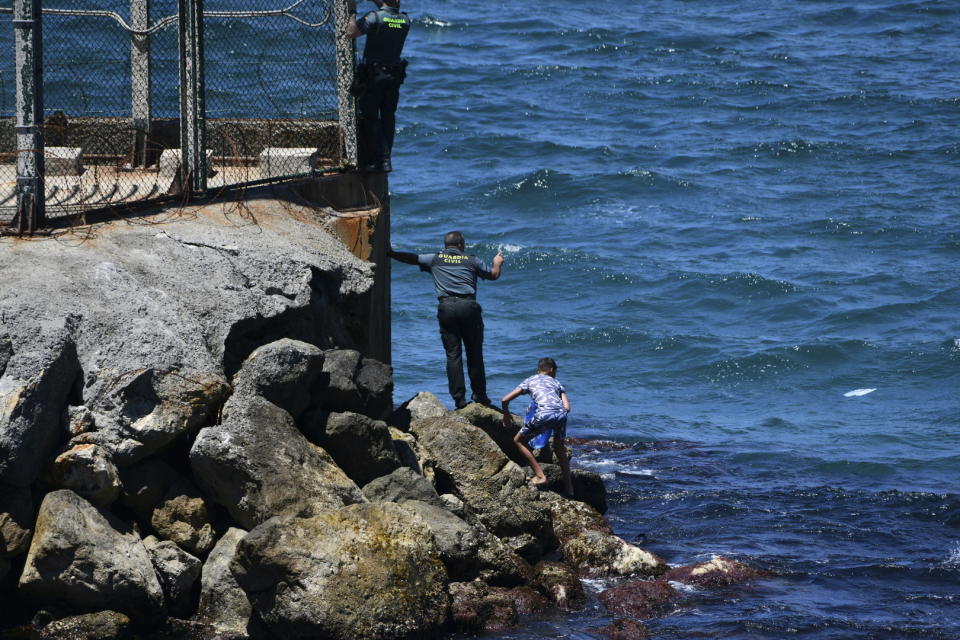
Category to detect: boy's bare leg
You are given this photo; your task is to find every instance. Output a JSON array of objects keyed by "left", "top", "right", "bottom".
[
  {"left": 554, "top": 438, "right": 574, "bottom": 495},
  {"left": 513, "top": 432, "right": 547, "bottom": 484}
]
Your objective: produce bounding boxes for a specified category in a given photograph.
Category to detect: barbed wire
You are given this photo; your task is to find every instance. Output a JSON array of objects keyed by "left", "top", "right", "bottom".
[{"left": 0, "top": 0, "right": 333, "bottom": 35}]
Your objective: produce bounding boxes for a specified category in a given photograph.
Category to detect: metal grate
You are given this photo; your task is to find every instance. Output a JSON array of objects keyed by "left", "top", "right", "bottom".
[{"left": 0, "top": 0, "right": 355, "bottom": 229}]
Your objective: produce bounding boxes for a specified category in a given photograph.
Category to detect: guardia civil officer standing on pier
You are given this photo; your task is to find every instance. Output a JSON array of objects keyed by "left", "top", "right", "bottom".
[
  {"left": 346, "top": 0, "right": 410, "bottom": 173},
  {"left": 389, "top": 232, "right": 505, "bottom": 409}
]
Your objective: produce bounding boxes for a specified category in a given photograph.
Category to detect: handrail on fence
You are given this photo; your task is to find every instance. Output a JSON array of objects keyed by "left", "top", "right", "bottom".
[{"left": 1, "top": 0, "right": 357, "bottom": 235}]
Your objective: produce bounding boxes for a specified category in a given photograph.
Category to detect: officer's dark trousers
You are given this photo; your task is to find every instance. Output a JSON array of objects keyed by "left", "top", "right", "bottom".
[
  {"left": 437, "top": 297, "right": 488, "bottom": 407},
  {"left": 357, "top": 66, "right": 402, "bottom": 167}
]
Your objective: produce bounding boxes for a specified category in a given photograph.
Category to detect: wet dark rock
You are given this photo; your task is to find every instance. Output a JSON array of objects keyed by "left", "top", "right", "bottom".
[
  {"left": 18, "top": 490, "right": 164, "bottom": 619},
  {"left": 593, "top": 618, "right": 652, "bottom": 640},
  {"left": 39, "top": 610, "right": 132, "bottom": 640},
  {"left": 232, "top": 502, "right": 448, "bottom": 640},
  {"left": 663, "top": 555, "right": 767, "bottom": 587},
  {"left": 448, "top": 580, "right": 519, "bottom": 633},
  {"left": 598, "top": 579, "right": 679, "bottom": 618},
  {"left": 322, "top": 411, "right": 401, "bottom": 486},
  {"left": 531, "top": 560, "right": 587, "bottom": 611},
  {"left": 507, "top": 585, "right": 552, "bottom": 616}
]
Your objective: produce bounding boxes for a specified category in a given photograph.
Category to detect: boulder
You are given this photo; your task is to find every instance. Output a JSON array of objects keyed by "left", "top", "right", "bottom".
[
  {"left": 400, "top": 499, "right": 531, "bottom": 586},
  {"left": 592, "top": 618, "right": 652, "bottom": 640},
  {"left": 39, "top": 610, "right": 132, "bottom": 640},
  {"left": 75, "top": 368, "right": 230, "bottom": 467},
  {"left": 0, "top": 483, "right": 33, "bottom": 557},
  {"left": 506, "top": 585, "right": 552, "bottom": 616},
  {"left": 448, "top": 580, "right": 518, "bottom": 633},
  {"left": 389, "top": 391, "right": 448, "bottom": 430},
  {"left": 232, "top": 502, "right": 449, "bottom": 640},
  {"left": 540, "top": 491, "right": 612, "bottom": 545},
  {"left": 562, "top": 531, "right": 667, "bottom": 578},
  {"left": 150, "top": 480, "right": 217, "bottom": 557},
  {"left": 230, "top": 338, "right": 324, "bottom": 420},
  {"left": 0, "top": 326, "right": 80, "bottom": 486},
  {"left": 195, "top": 528, "right": 252, "bottom": 636},
  {"left": 356, "top": 357, "right": 393, "bottom": 420},
  {"left": 46, "top": 444, "right": 121, "bottom": 508},
  {"left": 531, "top": 561, "right": 587, "bottom": 611},
  {"left": 322, "top": 411, "right": 401, "bottom": 486},
  {"left": 143, "top": 536, "right": 202, "bottom": 617},
  {"left": 18, "top": 490, "right": 165, "bottom": 618},
  {"left": 190, "top": 395, "right": 364, "bottom": 529},
  {"left": 362, "top": 466, "right": 445, "bottom": 508},
  {"left": 454, "top": 402, "right": 526, "bottom": 465},
  {"left": 388, "top": 426, "right": 437, "bottom": 483},
  {"left": 66, "top": 405, "right": 96, "bottom": 437},
  {"left": 319, "top": 349, "right": 362, "bottom": 412},
  {"left": 409, "top": 416, "right": 554, "bottom": 549},
  {"left": 663, "top": 555, "right": 767, "bottom": 587},
  {"left": 597, "top": 579, "right": 679, "bottom": 618}
]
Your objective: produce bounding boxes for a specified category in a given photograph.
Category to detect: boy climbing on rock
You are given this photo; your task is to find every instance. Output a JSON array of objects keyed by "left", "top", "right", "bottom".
[{"left": 501, "top": 357, "right": 573, "bottom": 495}]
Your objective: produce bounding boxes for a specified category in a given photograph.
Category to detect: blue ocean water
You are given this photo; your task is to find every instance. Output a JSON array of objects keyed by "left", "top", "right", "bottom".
[{"left": 388, "top": 0, "right": 960, "bottom": 637}]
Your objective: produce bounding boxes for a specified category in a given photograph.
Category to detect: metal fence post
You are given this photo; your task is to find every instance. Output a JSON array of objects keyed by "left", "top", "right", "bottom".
[
  {"left": 131, "top": 0, "right": 151, "bottom": 168},
  {"left": 178, "top": 0, "right": 206, "bottom": 194},
  {"left": 334, "top": 0, "right": 357, "bottom": 167},
  {"left": 13, "top": 0, "right": 44, "bottom": 233}
]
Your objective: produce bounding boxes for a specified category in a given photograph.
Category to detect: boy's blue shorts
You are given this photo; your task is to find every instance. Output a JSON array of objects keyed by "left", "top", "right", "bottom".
[{"left": 518, "top": 407, "right": 568, "bottom": 442}]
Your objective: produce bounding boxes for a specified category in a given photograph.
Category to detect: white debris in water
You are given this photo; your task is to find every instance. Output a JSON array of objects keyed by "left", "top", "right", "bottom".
[{"left": 844, "top": 388, "right": 877, "bottom": 397}]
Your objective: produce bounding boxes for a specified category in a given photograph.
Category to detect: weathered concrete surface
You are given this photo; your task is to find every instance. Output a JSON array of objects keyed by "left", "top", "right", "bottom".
[{"left": 0, "top": 191, "right": 378, "bottom": 477}]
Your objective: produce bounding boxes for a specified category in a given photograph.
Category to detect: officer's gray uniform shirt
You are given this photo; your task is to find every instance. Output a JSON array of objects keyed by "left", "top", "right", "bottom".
[{"left": 417, "top": 249, "right": 494, "bottom": 298}]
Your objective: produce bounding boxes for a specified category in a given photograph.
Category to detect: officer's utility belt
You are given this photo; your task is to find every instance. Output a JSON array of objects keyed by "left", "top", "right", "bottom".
[
  {"left": 350, "top": 59, "right": 408, "bottom": 96},
  {"left": 439, "top": 292, "right": 475, "bottom": 301}
]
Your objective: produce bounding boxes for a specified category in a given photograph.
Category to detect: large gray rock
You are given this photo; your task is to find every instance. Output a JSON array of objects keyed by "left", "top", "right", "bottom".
[
  {"left": 319, "top": 350, "right": 393, "bottom": 420},
  {"left": 362, "top": 466, "right": 445, "bottom": 508},
  {"left": 388, "top": 426, "right": 438, "bottom": 482},
  {"left": 0, "top": 483, "right": 33, "bottom": 557},
  {"left": 18, "top": 490, "right": 165, "bottom": 617},
  {"left": 232, "top": 502, "right": 449, "bottom": 640},
  {"left": 195, "top": 528, "right": 252, "bottom": 636},
  {"left": 46, "top": 443, "right": 121, "bottom": 507},
  {"left": 401, "top": 499, "right": 531, "bottom": 586},
  {"left": 231, "top": 338, "right": 325, "bottom": 420},
  {"left": 190, "top": 395, "right": 364, "bottom": 529},
  {"left": 143, "top": 535, "right": 202, "bottom": 617},
  {"left": 409, "top": 416, "right": 554, "bottom": 550},
  {"left": 72, "top": 368, "right": 230, "bottom": 467},
  {"left": 389, "top": 391, "right": 448, "bottom": 430},
  {"left": 0, "top": 323, "right": 80, "bottom": 486},
  {"left": 323, "top": 411, "right": 401, "bottom": 486}
]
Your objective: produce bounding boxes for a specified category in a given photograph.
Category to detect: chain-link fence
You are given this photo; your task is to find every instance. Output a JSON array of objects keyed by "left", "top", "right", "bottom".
[{"left": 0, "top": 0, "right": 355, "bottom": 230}]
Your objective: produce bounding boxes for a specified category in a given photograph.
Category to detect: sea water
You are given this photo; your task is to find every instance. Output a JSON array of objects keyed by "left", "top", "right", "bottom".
[{"left": 389, "top": 1, "right": 960, "bottom": 637}]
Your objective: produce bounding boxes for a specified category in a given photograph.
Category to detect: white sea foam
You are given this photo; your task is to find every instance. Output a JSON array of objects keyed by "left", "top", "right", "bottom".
[
  {"left": 844, "top": 387, "right": 877, "bottom": 397},
  {"left": 942, "top": 543, "right": 960, "bottom": 569},
  {"left": 618, "top": 468, "right": 656, "bottom": 477}
]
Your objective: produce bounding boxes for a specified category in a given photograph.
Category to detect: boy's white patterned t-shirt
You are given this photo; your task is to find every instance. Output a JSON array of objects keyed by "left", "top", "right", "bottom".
[{"left": 519, "top": 374, "right": 565, "bottom": 415}]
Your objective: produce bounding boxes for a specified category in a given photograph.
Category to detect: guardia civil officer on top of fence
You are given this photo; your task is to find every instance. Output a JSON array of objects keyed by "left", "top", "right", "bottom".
[{"left": 346, "top": 0, "right": 410, "bottom": 173}]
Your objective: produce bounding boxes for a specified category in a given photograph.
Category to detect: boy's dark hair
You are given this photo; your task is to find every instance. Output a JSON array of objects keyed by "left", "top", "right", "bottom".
[{"left": 538, "top": 357, "right": 557, "bottom": 372}]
